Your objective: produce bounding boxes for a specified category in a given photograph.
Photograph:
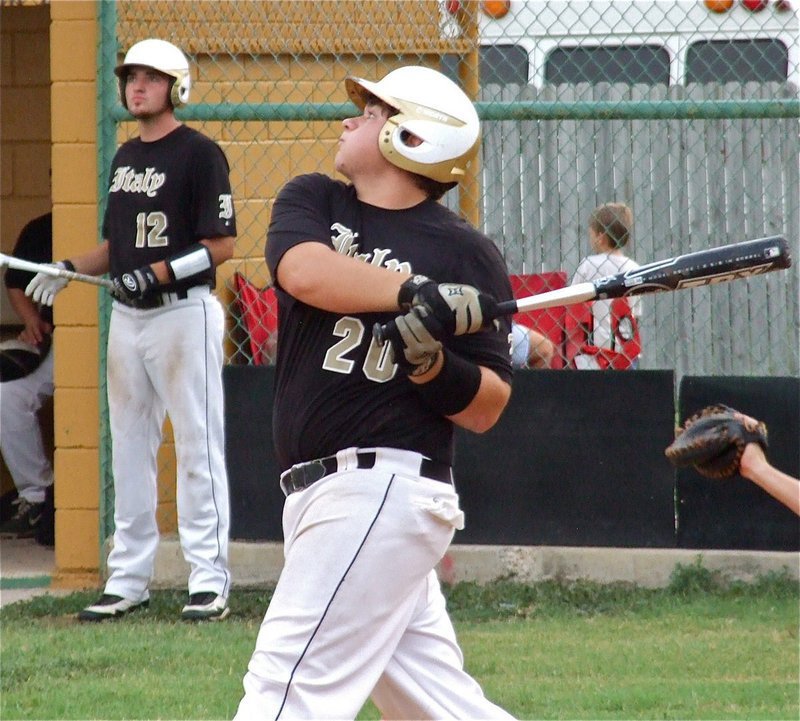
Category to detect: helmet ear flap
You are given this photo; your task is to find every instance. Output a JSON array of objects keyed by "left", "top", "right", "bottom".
[
  {"left": 170, "top": 73, "right": 191, "bottom": 107},
  {"left": 118, "top": 76, "right": 128, "bottom": 110}
]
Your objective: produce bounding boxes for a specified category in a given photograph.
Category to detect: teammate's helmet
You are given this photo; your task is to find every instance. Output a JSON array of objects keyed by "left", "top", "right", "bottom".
[
  {"left": 114, "top": 38, "right": 191, "bottom": 110},
  {"left": 344, "top": 66, "right": 480, "bottom": 184}
]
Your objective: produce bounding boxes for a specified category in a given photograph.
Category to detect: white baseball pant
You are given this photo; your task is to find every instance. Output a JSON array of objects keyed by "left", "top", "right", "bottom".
[
  {"left": 235, "top": 447, "right": 515, "bottom": 720},
  {"left": 103, "top": 290, "right": 231, "bottom": 600},
  {"left": 0, "top": 347, "right": 54, "bottom": 503}
]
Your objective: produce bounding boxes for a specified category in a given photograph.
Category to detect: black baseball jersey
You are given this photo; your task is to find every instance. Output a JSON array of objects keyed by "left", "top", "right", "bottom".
[
  {"left": 103, "top": 124, "right": 236, "bottom": 291},
  {"left": 4, "top": 212, "right": 53, "bottom": 326},
  {"left": 267, "top": 173, "right": 514, "bottom": 471}
]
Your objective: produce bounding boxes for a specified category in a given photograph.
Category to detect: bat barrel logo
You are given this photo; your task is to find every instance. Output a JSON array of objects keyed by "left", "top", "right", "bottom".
[{"left": 595, "top": 236, "right": 790, "bottom": 299}]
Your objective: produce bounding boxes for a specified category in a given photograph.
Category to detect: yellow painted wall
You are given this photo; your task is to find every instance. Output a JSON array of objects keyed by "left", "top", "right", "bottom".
[
  {"left": 49, "top": 0, "right": 102, "bottom": 586},
  {"left": 0, "top": 3, "right": 51, "bottom": 256}
]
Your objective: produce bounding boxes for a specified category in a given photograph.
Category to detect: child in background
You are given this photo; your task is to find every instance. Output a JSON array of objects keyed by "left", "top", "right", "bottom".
[{"left": 570, "top": 203, "right": 641, "bottom": 370}]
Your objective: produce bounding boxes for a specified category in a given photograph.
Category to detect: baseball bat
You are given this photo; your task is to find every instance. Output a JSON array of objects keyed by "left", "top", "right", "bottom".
[
  {"left": 0, "top": 253, "right": 115, "bottom": 290},
  {"left": 373, "top": 235, "right": 791, "bottom": 344}
]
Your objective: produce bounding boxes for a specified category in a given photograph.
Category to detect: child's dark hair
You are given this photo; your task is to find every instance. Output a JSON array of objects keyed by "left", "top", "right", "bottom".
[{"left": 589, "top": 203, "right": 633, "bottom": 248}]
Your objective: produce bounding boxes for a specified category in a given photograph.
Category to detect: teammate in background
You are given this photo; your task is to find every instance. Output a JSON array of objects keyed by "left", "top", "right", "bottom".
[
  {"left": 25, "top": 39, "right": 235, "bottom": 622},
  {"left": 511, "top": 321, "right": 555, "bottom": 369},
  {"left": 0, "top": 212, "right": 55, "bottom": 542},
  {"left": 736, "top": 411, "right": 800, "bottom": 516},
  {"left": 234, "top": 67, "right": 515, "bottom": 719},
  {"left": 570, "top": 202, "right": 641, "bottom": 370}
]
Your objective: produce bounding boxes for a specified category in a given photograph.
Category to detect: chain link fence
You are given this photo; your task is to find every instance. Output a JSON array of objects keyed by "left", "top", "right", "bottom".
[{"left": 96, "top": 0, "right": 799, "bottom": 538}]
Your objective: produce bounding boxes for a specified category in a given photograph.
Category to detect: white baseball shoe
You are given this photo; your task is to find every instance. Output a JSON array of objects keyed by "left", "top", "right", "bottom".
[
  {"left": 78, "top": 593, "right": 150, "bottom": 622},
  {"left": 181, "top": 592, "right": 229, "bottom": 621}
]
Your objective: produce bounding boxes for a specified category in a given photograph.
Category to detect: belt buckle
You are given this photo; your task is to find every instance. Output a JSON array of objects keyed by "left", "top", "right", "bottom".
[
  {"left": 133, "top": 291, "right": 165, "bottom": 309},
  {"left": 290, "top": 459, "right": 328, "bottom": 492}
]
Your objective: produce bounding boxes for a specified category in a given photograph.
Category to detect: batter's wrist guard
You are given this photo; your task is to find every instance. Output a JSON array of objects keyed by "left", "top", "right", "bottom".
[
  {"left": 397, "top": 274, "right": 434, "bottom": 310},
  {"left": 166, "top": 243, "right": 213, "bottom": 283},
  {"left": 412, "top": 349, "right": 481, "bottom": 417}
]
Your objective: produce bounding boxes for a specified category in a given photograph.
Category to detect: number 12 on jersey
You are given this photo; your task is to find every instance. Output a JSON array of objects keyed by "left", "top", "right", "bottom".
[{"left": 135, "top": 211, "right": 169, "bottom": 248}]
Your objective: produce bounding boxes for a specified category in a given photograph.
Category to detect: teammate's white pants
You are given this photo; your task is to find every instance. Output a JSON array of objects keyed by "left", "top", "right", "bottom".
[
  {"left": 104, "top": 294, "right": 231, "bottom": 600},
  {"left": 0, "top": 348, "right": 54, "bottom": 504},
  {"left": 235, "top": 448, "right": 515, "bottom": 721}
]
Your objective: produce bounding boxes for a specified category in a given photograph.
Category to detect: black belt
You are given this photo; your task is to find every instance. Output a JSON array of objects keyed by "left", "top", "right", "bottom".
[
  {"left": 280, "top": 451, "right": 452, "bottom": 496},
  {"left": 127, "top": 285, "right": 208, "bottom": 309}
]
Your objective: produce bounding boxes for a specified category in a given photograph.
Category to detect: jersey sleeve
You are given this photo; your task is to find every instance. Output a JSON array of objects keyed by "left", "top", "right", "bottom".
[
  {"left": 266, "top": 174, "right": 336, "bottom": 287},
  {"left": 189, "top": 138, "right": 237, "bottom": 240}
]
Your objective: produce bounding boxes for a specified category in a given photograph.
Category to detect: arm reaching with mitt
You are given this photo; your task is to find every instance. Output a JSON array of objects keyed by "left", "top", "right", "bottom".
[
  {"left": 736, "top": 412, "right": 799, "bottom": 516},
  {"left": 665, "top": 405, "right": 799, "bottom": 516}
]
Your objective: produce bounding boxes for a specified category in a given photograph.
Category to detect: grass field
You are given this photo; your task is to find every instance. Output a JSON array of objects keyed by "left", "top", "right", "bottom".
[{"left": 1, "top": 562, "right": 797, "bottom": 720}]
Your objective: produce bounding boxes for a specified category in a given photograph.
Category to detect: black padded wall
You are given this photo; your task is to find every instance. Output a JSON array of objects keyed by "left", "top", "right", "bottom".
[
  {"left": 224, "top": 366, "right": 284, "bottom": 541},
  {"left": 453, "top": 370, "right": 677, "bottom": 547},
  {"left": 224, "top": 368, "right": 797, "bottom": 550}
]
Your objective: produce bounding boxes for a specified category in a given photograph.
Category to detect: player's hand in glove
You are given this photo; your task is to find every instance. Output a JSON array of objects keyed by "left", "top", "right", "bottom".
[
  {"left": 664, "top": 404, "right": 769, "bottom": 479},
  {"left": 382, "top": 305, "right": 444, "bottom": 376},
  {"left": 398, "top": 275, "right": 499, "bottom": 336},
  {"left": 110, "top": 265, "right": 159, "bottom": 304},
  {"left": 25, "top": 261, "right": 74, "bottom": 306}
]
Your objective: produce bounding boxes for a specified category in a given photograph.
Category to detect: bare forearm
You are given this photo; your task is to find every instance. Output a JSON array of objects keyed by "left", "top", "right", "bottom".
[
  {"left": 447, "top": 366, "right": 511, "bottom": 432},
  {"left": 741, "top": 450, "right": 800, "bottom": 516},
  {"left": 68, "top": 241, "right": 111, "bottom": 276},
  {"left": 7, "top": 288, "right": 42, "bottom": 327},
  {"left": 276, "top": 241, "right": 411, "bottom": 313}
]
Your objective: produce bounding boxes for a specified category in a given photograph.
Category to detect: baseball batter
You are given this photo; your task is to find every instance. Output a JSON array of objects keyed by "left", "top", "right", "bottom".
[
  {"left": 234, "top": 67, "right": 516, "bottom": 719},
  {"left": 26, "top": 39, "right": 235, "bottom": 622}
]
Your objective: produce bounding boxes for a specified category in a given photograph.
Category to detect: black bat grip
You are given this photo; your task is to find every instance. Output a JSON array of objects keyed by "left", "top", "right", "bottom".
[{"left": 493, "top": 299, "right": 519, "bottom": 317}]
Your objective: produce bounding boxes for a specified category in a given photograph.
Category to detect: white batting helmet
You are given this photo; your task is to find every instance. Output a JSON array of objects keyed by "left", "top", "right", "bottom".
[
  {"left": 344, "top": 66, "right": 481, "bottom": 184},
  {"left": 114, "top": 38, "right": 191, "bottom": 109}
]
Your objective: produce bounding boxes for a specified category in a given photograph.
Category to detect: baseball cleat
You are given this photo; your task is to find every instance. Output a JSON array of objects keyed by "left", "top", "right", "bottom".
[
  {"left": 181, "top": 592, "right": 229, "bottom": 621},
  {"left": 0, "top": 498, "right": 44, "bottom": 538},
  {"left": 77, "top": 593, "right": 150, "bottom": 622}
]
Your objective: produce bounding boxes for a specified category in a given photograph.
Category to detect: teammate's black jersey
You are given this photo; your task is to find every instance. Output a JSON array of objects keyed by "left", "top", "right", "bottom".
[
  {"left": 103, "top": 125, "right": 236, "bottom": 291},
  {"left": 267, "top": 173, "right": 514, "bottom": 471},
  {"left": 5, "top": 212, "right": 53, "bottom": 326}
]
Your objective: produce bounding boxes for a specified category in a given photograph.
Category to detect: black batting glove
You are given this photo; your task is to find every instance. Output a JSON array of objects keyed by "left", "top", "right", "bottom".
[
  {"left": 110, "top": 265, "right": 159, "bottom": 303},
  {"left": 383, "top": 306, "right": 444, "bottom": 376},
  {"left": 398, "top": 275, "right": 500, "bottom": 336}
]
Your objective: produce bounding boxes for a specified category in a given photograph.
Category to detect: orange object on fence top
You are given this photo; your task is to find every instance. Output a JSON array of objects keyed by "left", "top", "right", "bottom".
[
  {"left": 704, "top": 0, "right": 735, "bottom": 12},
  {"left": 481, "top": 0, "right": 511, "bottom": 19}
]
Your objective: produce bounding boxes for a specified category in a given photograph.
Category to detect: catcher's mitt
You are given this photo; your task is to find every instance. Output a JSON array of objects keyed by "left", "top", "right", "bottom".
[{"left": 665, "top": 404, "right": 768, "bottom": 479}]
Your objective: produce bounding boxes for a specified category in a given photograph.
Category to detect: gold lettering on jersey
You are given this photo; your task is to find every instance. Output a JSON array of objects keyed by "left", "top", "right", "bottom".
[
  {"left": 331, "top": 223, "right": 360, "bottom": 256},
  {"left": 109, "top": 166, "right": 166, "bottom": 198},
  {"left": 330, "top": 223, "right": 412, "bottom": 273}
]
